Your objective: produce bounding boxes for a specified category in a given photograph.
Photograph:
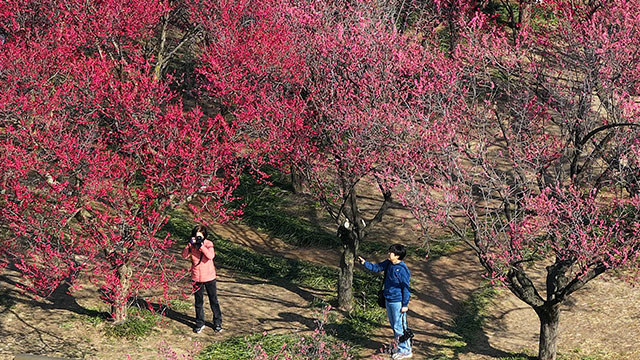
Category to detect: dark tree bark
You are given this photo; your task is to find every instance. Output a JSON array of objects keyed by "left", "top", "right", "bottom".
[
  {"left": 290, "top": 165, "right": 304, "bottom": 194},
  {"left": 498, "top": 255, "right": 608, "bottom": 360},
  {"left": 336, "top": 180, "right": 392, "bottom": 311},
  {"left": 338, "top": 228, "right": 358, "bottom": 312},
  {"left": 337, "top": 185, "right": 362, "bottom": 312},
  {"left": 535, "top": 304, "right": 560, "bottom": 360},
  {"left": 111, "top": 262, "right": 132, "bottom": 324}
]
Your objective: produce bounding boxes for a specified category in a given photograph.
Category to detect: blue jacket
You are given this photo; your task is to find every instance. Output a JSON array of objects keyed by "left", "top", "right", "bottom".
[{"left": 364, "top": 259, "right": 411, "bottom": 307}]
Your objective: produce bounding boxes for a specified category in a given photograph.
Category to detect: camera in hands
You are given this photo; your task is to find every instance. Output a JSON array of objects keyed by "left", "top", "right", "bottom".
[{"left": 191, "top": 235, "right": 204, "bottom": 249}]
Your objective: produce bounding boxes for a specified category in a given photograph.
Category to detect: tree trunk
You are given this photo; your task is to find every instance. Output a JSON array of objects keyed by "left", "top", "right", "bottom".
[
  {"left": 111, "top": 262, "right": 132, "bottom": 324},
  {"left": 338, "top": 240, "right": 356, "bottom": 312},
  {"left": 337, "top": 184, "right": 367, "bottom": 312},
  {"left": 446, "top": 3, "right": 458, "bottom": 56},
  {"left": 154, "top": 10, "right": 169, "bottom": 81},
  {"left": 535, "top": 304, "right": 560, "bottom": 360},
  {"left": 290, "top": 165, "right": 304, "bottom": 194},
  {"left": 519, "top": 1, "right": 532, "bottom": 30}
]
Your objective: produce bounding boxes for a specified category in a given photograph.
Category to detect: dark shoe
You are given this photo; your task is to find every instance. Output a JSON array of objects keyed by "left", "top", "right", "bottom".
[
  {"left": 193, "top": 324, "right": 205, "bottom": 333},
  {"left": 214, "top": 325, "right": 222, "bottom": 332}
]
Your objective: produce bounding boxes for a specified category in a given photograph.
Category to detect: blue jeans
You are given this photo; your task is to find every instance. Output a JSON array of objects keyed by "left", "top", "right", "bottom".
[{"left": 386, "top": 301, "right": 411, "bottom": 354}]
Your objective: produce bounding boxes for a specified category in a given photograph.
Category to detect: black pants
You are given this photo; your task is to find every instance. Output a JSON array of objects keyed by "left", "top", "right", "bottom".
[{"left": 194, "top": 279, "right": 222, "bottom": 328}]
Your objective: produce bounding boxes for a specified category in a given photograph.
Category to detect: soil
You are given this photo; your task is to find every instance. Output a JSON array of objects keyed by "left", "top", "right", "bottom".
[{"left": 1, "top": 191, "right": 639, "bottom": 360}]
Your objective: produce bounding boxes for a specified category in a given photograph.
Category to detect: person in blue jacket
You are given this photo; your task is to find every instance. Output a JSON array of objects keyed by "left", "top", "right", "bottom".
[{"left": 359, "top": 244, "right": 412, "bottom": 359}]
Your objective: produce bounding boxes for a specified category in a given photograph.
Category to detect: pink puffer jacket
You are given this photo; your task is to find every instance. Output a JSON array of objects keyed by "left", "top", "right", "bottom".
[{"left": 182, "top": 239, "right": 217, "bottom": 283}]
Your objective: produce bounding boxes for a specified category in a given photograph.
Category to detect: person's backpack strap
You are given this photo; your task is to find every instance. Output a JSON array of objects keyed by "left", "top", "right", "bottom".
[
  {"left": 376, "top": 261, "right": 389, "bottom": 308},
  {"left": 383, "top": 261, "right": 389, "bottom": 281},
  {"left": 380, "top": 261, "right": 389, "bottom": 290}
]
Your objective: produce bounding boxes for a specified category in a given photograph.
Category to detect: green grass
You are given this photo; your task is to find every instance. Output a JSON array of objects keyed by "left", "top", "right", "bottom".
[
  {"left": 0, "top": 289, "right": 16, "bottom": 310},
  {"left": 231, "top": 173, "right": 338, "bottom": 248},
  {"left": 160, "top": 207, "right": 388, "bottom": 348},
  {"left": 156, "top": 208, "right": 194, "bottom": 242},
  {"left": 197, "top": 334, "right": 260, "bottom": 360},
  {"left": 83, "top": 305, "right": 107, "bottom": 327},
  {"left": 198, "top": 333, "right": 299, "bottom": 360},
  {"left": 451, "top": 283, "right": 497, "bottom": 345},
  {"left": 423, "top": 239, "right": 460, "bottom": 259},
  {"left": 58, "top": 321, "right": 74, "bottom": 329},
  {"left": 328, "top": 304, "right": 385, "bottom": 343},
  {"left": 166, "top": 298, "right": 192, "bottom": 312},
  {"left": 197, "top": 332, "right": 356, "bottom": 360},
  {"left": 478, "top": 1, "right": 559, "bottom": 32},
  {"left": 558, "top": 348, "right": 610, "bottom": 360},
  {"left": 104, "top": 307, "right": 160, "bottom": 339}
]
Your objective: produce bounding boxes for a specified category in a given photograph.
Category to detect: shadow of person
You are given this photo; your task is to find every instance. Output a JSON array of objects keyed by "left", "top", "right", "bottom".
[{"left": 132, "top": 298, "right": 196, "bottom": 328}]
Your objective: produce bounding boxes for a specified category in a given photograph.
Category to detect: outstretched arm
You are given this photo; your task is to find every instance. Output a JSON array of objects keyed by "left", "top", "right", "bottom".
[{"left": 358, "top": 257, "right": 388, "bottom": 273}]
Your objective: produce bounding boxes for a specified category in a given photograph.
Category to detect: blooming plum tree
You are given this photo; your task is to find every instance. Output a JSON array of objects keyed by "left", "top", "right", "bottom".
[
  {"left": 396, "top": 1, "right": 640, "bottom": 359},
  {"left": 0, "top": 0, "right": 242, "bottom": 323},
  {"left": 194, "top": 0, "right": 465, "bottom": 310}
]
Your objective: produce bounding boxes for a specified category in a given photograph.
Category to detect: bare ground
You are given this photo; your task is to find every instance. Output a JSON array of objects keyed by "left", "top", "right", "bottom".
[{"left": 1, "top": 197, "right": 639, "bottom": 359}]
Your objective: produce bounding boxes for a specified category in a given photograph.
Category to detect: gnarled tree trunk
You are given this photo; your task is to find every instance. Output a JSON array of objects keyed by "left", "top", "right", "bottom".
[
  {"left": 111, "top": 262, "right": 132, "bottom": 324},
  {"left": 336, "top": 180, "right": 391, "bottom": 311},
  {"left": 290, "top": 165, "right": 304, "bottom": 194},
  {"left": 535, "top": 304, "right": 560, "bottom": 360},
  {"left": 337, "top": 222, "right": 359, "bottom": 312},
  {"left": 338, "top": 241, "right": 356, "bottom": 312}
]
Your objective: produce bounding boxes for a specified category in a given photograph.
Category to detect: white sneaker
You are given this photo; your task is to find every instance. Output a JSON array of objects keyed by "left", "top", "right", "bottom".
[
  {"left": 193, "top": 324, "right": 205, "bottom": 333},
  {"left": 392, "top": 352, "right": 413, "bottom": 359}
]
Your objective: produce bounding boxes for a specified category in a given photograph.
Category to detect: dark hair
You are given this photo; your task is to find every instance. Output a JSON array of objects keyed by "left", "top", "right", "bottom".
[
  {"left": 191, "top": 225, "right": 209, "bottom": 239},
  {"left": 388, "top": 244, "right": 406, "bottom": 260}
]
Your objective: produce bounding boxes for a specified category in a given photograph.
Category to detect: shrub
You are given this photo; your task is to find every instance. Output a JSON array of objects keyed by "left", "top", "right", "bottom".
[{"left": 105, "top": 307, "right": 160, "bottom": 339}]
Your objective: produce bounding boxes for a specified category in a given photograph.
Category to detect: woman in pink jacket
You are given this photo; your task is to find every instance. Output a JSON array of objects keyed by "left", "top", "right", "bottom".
[{"left": 182, "top": 225, "right": 222, "bottom": 333}]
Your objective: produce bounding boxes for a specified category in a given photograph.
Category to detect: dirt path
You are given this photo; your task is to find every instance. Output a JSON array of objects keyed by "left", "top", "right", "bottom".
[
  {"left": 1, "top": 202, "right": 640, "bottom": 359},
  {"left": 469, "top": 267, "right": 640, "bottom": 360},
  {"left": 211, "top": 220, "right": 488, "bottom": 359},
  {"left": 213, "top": 211, "right": 640, "bottom": 360},
  {"left": 0, "top": 264, "right": 325, "bottom": 360}
]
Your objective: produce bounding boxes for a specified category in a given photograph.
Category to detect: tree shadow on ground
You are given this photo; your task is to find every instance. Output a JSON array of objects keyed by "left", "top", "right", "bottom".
[
  {"left": 0, "top": 267, "right": 105, "bottom": 359},
  {"left": 130, "top": 276, "right": 327, "bottom": 333},
  {"left": 413, "top": 253, "right": 536, "bottom": 359},
  {"left": 220, "top": 277, "right": 323, "bottom": 306},
  {"left": 265, "top": 311, "right": 317, "bottom": 331},
  {"left": 0, "top": 264, "right": 107, "bottom": 319}
]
